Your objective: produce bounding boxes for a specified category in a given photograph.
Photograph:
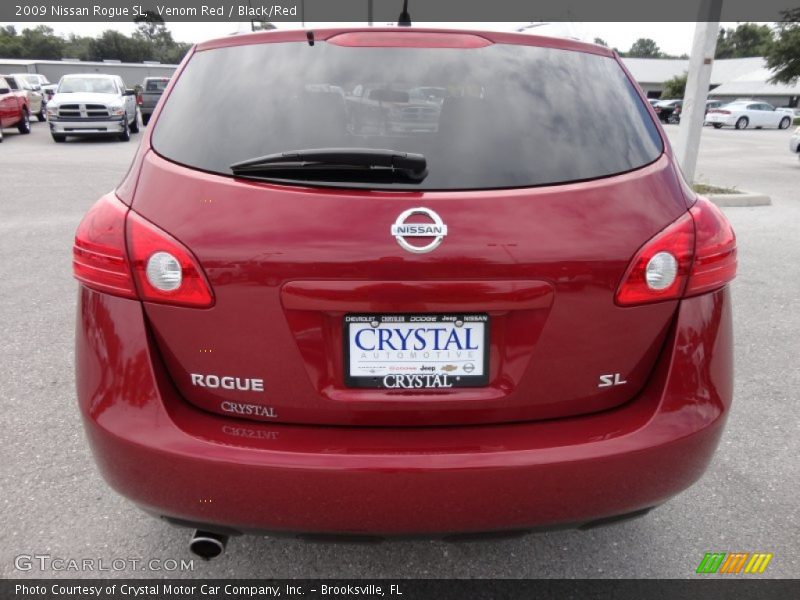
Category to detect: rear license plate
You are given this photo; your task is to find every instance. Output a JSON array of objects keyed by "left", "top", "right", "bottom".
[{"left": 344, "top": 314, "right": 489, "bottom": 388}]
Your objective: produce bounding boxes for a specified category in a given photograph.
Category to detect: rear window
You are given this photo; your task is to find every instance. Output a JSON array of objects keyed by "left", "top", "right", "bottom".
[
  {"left": 153, "top": 40, "right": 663, "bottom": 190},
  {"left": 145, "top": 79, "right": 170, "bottom": 92}
]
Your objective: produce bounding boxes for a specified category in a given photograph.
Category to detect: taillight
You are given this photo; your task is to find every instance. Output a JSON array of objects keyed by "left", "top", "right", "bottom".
[
  {"left": 685, "top": 197, "right": 737, "bottom": 296},
  {"left": 73, "top": 194, "right": 214, "bottom": 307},
  {"left": 615, "top": 213, "right": 694, "bottom": 306},
  {"left": 72, "top": 194, "right": 137, "bottom": 299},
  {"left": 126, "top": 211, "right": 214, "bottom": 307},
  {"left": 616, "top": 197, "right": 736, "bottom": 306},
  {"left": 136, "top": 93, "right": 143, "bottom": 105},
  {"left": 710, "top": 109, "right": 731, "bottom": 115}
]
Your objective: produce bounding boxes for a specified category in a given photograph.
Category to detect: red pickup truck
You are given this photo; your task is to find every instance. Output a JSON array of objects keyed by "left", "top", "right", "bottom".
[{"left": 0, "top": 74, "right": 32, "bottom": 142}]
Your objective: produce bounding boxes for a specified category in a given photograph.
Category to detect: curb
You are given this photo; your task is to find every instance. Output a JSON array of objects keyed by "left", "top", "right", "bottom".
[{"left": 705, "top": 192, "right": 771, "bottom": 207}]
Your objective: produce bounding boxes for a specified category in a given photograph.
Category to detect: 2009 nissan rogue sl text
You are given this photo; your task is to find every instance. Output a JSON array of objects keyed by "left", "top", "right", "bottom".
[{"left": 73, "top": 28, "right": 737, "bottom": 553}]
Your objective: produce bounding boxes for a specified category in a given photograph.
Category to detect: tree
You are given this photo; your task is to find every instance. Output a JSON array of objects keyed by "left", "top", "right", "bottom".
[
  {"left": 18, "top": 26, "right": 64, "bottom": 60},
  {"left": 133, "top": 11, "right": 191, "bottom": 63},
  {"left": 626, "top": 38, "right": 662, "bottom": 58},
  {"left": 662, "top": 72, "right": 688, "bottom": 98},
  {"left": 0, "top": 25, "right": 23, "bottom": 58},
  {"left": 715, "top": 23, "right": 774, "bottom": 59},
  {"left": 87, "top": 30, "right": 150, "bottom": 63},
  {"left": 62, "top": 33, "right": 94, "bottom": 61},
  {"left": 0, "top": 23, "right": 189, "bottom": 63},
  {"left": 593, "top": 37, "right": 608, "bottom": 47},
  {"left": 765, "top": 9, "right": 800, "bottom": 85}
]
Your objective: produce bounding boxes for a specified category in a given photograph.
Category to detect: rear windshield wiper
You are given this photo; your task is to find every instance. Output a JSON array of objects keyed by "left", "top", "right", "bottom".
[{"left": 230, "top": 148, "right": 428, "bottom": 183}]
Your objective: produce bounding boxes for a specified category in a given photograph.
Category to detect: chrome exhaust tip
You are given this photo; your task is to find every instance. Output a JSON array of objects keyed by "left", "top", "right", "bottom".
[{"left": 189, "top": 530, "right": 228, "bottom": 560}]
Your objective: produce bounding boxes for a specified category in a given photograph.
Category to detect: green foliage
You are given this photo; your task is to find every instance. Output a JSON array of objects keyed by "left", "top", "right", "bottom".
[
  {"left": 1, "top": 25, "right": 64, "bottom": 59},
  {"left": 625, "top": 38, "right": 663, "bottom": 59},
  {"left": 0, "top": 22, "right": 189, "bottom": 63},
  {"left": 662, "top": 72, "right": 688, "bottom": 99},
  {"left": 593, "top": 37, "right": 608, "bottom": 47},
  {"left": 715, "top": 23, "right": 774, "bottom": 59},
  {"left": 765, "top": 9, "right": 800, "bottom": 85},
  {"left": 132, "top": 11, "right": 191, "bottom": 64}
]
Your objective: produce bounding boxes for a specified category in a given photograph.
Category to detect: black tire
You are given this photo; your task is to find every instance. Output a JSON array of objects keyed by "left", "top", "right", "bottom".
[
  {"left": 735, "top": 117, "right": 748, "bottom": 130},
  {"left": 141, "top": 113, "right": 150, "bottom": 126},
  {"left": 51, "top": 133, "right": 66, "bottom": 143},
  {"left": 17, "top": 109, "right": 31, "bottom": 134},
  {"left": 37, "top": 105, "right": 46, "bottom": 122},
  {"left": 118, "top": 118, "right": 130, "bottom": 142},
  {"left": 129, "top": 109, "right": 140, "bottom": 134},
  {"left": 0, "top": 128, "right": 4, "bottom": 143},
  {"left": 779, "top": 116, "right": 791, "bottom": 130},
  {"left": 712, "top": 123, "right": 723, "bottom": 129}
]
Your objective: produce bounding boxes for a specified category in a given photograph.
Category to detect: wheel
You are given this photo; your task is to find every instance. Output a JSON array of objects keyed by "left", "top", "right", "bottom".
[
  {"left": 779, "top": 116, "right": 791, "bottom": 130},
  {"left": 735, "top": 117, "right": 748, "bottom": 130},
  {"left": 712, "top": 123, "right": 723, "bottom": 129},
  {"left": 37, "top": 105, "right": 46, "bottom": 122},
  {"left": 0, "top": 127, "right": 3, "bottom": 143},
  {"left": 51, "top": 133, "right": 66, "bottom": 143},
  {"left": 141, "top": 113, "right": 150, "bottom": 127},
  {"left": 17, "top": 109, "right": 31, "bottom": 134},
  {"left": 118, "top": 118, "right": 130, "bottom": 142},
  {"left": 129, "top": 109, "right": 140, "bottom": 134}
]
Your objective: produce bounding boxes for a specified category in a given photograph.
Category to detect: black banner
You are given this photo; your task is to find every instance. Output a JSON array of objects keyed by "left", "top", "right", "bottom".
[
  {"left": 2, "top": 579, "right": 800, "bottom": 600},
  {"left": 2, "top": 0, "right": 799, "bottom": 23}
]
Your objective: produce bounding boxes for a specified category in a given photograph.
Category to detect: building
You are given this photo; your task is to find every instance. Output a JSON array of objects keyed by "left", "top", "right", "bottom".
[
  {"left": 622, "top": 56, "right": 800, "bottom": 107},
  {"left": 0, "top": 58, "right": 176, "bottom": 88}
]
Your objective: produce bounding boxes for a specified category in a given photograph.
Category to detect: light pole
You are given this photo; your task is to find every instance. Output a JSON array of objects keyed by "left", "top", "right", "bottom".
[{"left": 674, "top": 0, "right": 723, "bottom": 183}]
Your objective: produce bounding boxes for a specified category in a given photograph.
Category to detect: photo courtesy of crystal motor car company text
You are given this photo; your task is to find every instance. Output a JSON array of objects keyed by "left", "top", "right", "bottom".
[{"left": 58, "top": 21, "right": 742, "bottom": 559}]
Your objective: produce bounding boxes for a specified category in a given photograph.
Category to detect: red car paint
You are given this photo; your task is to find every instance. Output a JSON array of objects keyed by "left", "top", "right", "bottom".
[{"left": 74, "top": 28, "right": 736, "bottom": 535}]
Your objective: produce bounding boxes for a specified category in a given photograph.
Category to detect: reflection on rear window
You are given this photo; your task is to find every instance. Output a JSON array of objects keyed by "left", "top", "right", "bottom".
[{"left": 153, "top": 40, "right": 663, "bottom": 190}]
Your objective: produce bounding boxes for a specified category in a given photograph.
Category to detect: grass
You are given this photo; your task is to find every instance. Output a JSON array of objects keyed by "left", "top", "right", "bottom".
[
  {"left": 794, "top": 116, "right": 800, "bottom": 126},
  {"left": 693, "top": 183, "right": 741, "bottom": 195}
]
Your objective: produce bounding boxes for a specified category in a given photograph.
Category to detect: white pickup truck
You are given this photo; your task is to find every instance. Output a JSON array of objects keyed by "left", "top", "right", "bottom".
[{"left": 46, "top": 74, "right": 139, "bottom": 142}]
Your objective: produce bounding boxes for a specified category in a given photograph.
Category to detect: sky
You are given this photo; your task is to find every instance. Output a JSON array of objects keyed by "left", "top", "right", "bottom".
[{"left": 0, "top": 21, "right": 750, "bottom": 56}]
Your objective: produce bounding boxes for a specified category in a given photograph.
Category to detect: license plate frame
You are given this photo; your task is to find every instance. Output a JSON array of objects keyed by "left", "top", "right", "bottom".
[{"left": 344, "top": 313, "right": 490, "bottom": 389}]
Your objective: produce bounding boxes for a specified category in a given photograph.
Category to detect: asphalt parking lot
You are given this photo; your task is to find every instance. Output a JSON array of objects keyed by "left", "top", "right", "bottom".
[{"left": 1, "top": 121, "right": 798, "bottom": 579}]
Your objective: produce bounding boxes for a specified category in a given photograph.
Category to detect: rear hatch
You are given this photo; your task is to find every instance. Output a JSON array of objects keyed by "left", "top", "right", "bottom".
[{"left": 132, "top": 30, "right": 687, "bottom": 426}]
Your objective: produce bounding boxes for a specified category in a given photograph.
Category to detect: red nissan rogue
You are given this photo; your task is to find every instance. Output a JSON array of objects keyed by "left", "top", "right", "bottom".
[{"left": 73, "top": 28, "right": 736, "bottom": 557}]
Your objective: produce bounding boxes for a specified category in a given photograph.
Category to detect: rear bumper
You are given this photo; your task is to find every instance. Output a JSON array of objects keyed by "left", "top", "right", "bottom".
[
  {"left": 75, "top": 287, "right": 733, "bottom": 535},
  {"left": 705, "top": 114, "right": 736, "bottom": 126}
]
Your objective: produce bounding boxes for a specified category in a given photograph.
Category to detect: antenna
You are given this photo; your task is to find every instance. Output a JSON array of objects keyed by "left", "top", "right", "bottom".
[{"left": 397, "top": 0, "right": 411, "bottom": 26}]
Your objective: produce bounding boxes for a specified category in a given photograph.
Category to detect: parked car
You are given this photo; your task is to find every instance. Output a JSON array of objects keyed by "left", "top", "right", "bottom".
[
  {"left": 705, "top": 99, "right": 723, "bottom": 114},
  {"left": 4, "top": 74, "right": 45, "bottom": 122},
  {"left": 46, "top": 74, "right": 139, "bottom": 142},
  {"left": 0, "top": 74, "right": 32, "bottom": 138},
  {"left": 72, "top": 28, "right": 737, "bottom": 556},
  {"left": 11, "top": 72, "right": 58, "bottom": 104},
  {"left": 654, "top": 99, "right": 682, "bottom": 124},
  {"left": 791, "top": 127, "right": 800, "bottom": 161},
  {"left": 138, "top": 76, "right": 170, "bottom": 126},
  {"left": 647, "top": 98, "right": 660, "bottom": 107},
  {"left": 705, "top": 101, "right": 794, "bottom": 130}
]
